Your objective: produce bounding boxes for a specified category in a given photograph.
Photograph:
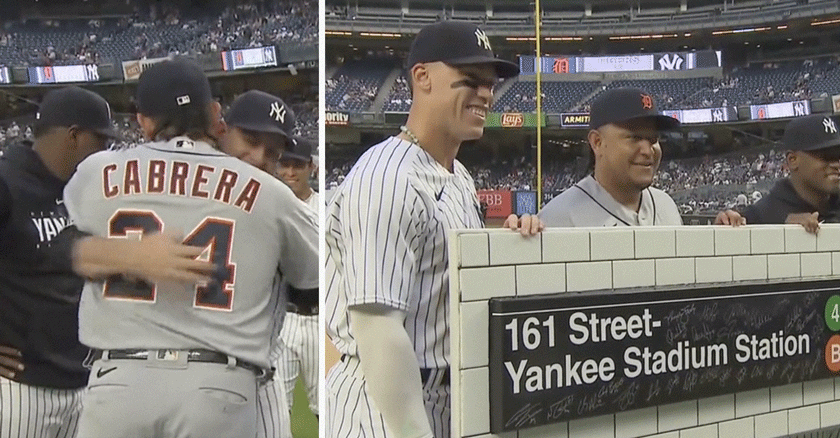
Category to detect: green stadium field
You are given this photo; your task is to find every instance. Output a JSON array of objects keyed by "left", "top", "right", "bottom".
[{"left": 290, "top": 379, "right": 318, "bottom": 438}]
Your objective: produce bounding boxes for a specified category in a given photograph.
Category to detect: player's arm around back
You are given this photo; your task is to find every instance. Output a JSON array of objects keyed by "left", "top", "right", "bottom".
[{"left": 59, "top": 152, "right": 215, "bottom": 284}]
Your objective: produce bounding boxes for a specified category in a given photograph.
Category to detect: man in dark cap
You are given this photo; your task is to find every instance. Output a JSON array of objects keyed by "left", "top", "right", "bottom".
[
  {"left": 0, "top": 86, "right": 118, "bottom": 438},
  {"left": 219, "top": 89, "right": 303, "bottom": 438},
  {"left": 539, "top": 87, "right": 743, "bottom": 227},
  {"left": 743, "top": 114, "right": 840, "bottom": 233},
  {"left": 222, "top": 89, "right": 296, "bottom": 174},
  {"left": 63, "top": 59, "right": 318, "bottom": 438},
  {"left": 325, "top": 21, "right": 540, "bottom": 438}
]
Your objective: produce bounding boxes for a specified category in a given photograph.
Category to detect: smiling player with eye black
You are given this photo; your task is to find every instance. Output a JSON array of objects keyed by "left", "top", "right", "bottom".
[{"left": 325, "top": 21, "right": 542, "bottom": 438}]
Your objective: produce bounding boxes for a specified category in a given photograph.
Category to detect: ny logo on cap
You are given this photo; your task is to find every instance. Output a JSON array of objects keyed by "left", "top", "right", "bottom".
[
  {"left": 270, "top": 101, "right": 286, "bottom": 123},
  {"left": 176, "top": 95, "right": 191, "bottom": 106},
  {"left": 475, "top": 28, "right": 491, "bottom": 51},
  {"left": 824, "top": 117, "right": 837, "bottom": 134},
  {"left": 641, "top": 94, "right": 653, "bottom": 109}
]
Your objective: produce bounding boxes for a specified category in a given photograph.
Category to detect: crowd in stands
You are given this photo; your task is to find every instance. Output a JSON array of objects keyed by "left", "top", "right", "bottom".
[
  {"left": 329, "top": 56, "right": 840, "bottom": 114},
  {"left": 292, "top": 101, "right": 318, "bottom": 140},
  {"left": 325, "top": 147, "right": 790, "bottom": 215},
  {"left": 1, "top": 100, "right": 318, "bottom": 153},
  {"left": 0, "top": 0, "right": 316, "bottom": 67},
  {"left": 326, "top": 75, "right": 379, "bottom": 111}
]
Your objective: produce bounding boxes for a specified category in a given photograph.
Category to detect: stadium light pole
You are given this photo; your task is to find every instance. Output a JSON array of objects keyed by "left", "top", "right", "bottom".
[{"left": 534, "top": 0, "right": 543, "bottom": 212}]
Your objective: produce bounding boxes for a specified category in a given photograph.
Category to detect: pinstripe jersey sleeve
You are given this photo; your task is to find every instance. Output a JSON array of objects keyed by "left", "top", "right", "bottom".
[{"left": 339, "top": 146, "right": 426, "bottom": 311}]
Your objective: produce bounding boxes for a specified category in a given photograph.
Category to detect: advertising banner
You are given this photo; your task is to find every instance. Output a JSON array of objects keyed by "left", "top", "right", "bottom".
[{"left": 477, "top": 190, "right": 513, "bottom": 218}]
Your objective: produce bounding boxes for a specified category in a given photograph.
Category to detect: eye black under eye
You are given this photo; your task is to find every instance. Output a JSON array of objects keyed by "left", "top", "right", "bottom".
[{"left": 462, "top": 76, "right": 496, "bottom": 90}]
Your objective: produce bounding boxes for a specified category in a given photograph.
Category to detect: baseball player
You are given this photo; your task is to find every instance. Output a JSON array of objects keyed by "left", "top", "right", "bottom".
[
  {"left": 741, "top": 114, "right": 840, "bottom": 233},
  {"left": 325, "top": 21, "right": 540, "bottom": 438},
  {"left": 220, "top": 89, "right": 305, "bottom": 438},
  {"left": 64, "top": 59, "right": 318, "bottom": 438},
  {"left": 0, "top": 86, "right": 117, "bottom": 438},
  {"left": 539, "top": 87, "right": 743, "bottom": 227},
  {"left": 275, "top": 136, "right": 319, "bottom": 417}
]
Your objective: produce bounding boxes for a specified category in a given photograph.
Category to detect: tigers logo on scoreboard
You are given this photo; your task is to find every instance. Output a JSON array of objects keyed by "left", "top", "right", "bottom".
[
  {"left": 553, "top": 58, "right": 569, "bottom": 74},
  {"left": 501, "top": 113, "right": 524, "bottom": 128}
]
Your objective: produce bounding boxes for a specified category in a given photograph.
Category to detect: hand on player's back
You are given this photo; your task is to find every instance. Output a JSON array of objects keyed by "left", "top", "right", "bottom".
[
  {"left": 124, "top": 232, "right": 219, "bottom": 286},
  {"left": 503, "top": 214, "right": 544, "bottom": 236},
  {"left": 0, "top": 345, "right": 23, "bottom": 379}
]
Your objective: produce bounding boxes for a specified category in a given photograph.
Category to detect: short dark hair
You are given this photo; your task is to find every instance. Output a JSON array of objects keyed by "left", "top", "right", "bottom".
[{"left": 149, "top": 102, "right": 214, "bottom": 142}]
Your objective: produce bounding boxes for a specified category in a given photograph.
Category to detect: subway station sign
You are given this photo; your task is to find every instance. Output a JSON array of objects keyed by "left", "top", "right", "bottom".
[{"left": 488, "top": 280, "right": 840, "bottom": 432}]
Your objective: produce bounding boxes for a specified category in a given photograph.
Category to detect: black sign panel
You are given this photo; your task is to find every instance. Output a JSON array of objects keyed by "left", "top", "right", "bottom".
[{"left": 488, "top": 279, "right": 840, "bottom": 432}]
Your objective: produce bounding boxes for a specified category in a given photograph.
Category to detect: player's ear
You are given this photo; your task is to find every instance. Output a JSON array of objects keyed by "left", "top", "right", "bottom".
[
  {"left": 410, "top": 63, "right": 431, "bottom": 94},
  {"left": 786, "top": 151, "right": 799, "bottom": 171},
  {"left": 66, "top": 125, "right": 81, "bottom": 150},
  {"left": 587, "top": 129, "right": 602, "bottom": 155}
]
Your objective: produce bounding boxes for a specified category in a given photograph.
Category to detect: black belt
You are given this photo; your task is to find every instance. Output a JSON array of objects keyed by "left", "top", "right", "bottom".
[
  {"left": 90, "top": 349, "right": 271, "bottom": 380},
  {"left": 287, "top": 286, "right": 318, "bottom": 316},
  {"left": 286, "top": 302, "right": 318, "bottom": 316},
  {"left": 341, "top": 354, "right": 449, "bottom": 386}
]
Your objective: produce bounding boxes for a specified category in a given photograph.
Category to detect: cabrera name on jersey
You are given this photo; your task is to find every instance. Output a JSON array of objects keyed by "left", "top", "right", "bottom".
[{"left": 63, "top": 137, "right": 317, "bottom": 368}]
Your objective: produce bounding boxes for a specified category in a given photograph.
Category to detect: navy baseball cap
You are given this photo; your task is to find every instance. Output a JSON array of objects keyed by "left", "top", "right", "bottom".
[
  {"left": 783, "top": 114, "right": 840, "bottom": 152},
  {"left": 407, "top": 21, "right": 519, "bottom": 79},
  {"left": 136, "top": 58, "right": 212, "bottom": 117},
  {"left": 35, "top": 86, "right": 120, "bottom": 138},
  {"left": 281, "top": 136, "right": 313, "bottom": 162},
  {"left": 225, "top": 90, "right": 296, "bottom": 139},
  {"left": 589, "top": 87, "right": 680, "bottom": 131}
]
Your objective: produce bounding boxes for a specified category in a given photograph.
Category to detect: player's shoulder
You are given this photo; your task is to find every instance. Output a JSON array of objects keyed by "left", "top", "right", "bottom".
[
  {"left": 647, "top": 185, "right": 678, "bottom": 205},
  {"left": 343, "top": 136, "right": 426, "bottom": 191},
  {"left": 538, "top": 187, "right": 581, "bottom": 225}
]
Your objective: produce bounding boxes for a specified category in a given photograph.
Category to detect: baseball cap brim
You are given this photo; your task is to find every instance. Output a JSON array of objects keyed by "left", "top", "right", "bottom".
[
  {"left": 799, "top": 137, "right": 840, "bottom": 152},
  {"left": 445, "top": 55, "right": 520, "bottom": 78},
  {"left": 281, "top": 151, "right": 312, "bottom": 162},
  {"left": 620, "top": 114, "right": 682, "bottom": 132},
  {"left": 228, "top": 120, "right": 293, "bottom": 140}
]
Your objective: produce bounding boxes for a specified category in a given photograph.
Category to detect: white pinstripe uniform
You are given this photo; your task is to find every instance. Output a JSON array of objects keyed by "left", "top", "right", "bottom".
[
  {"left": 277, "top": 191, "right": 320, "bottom": 415},
  {"left": 257, "top": 278, "right": 292, "bottom": 438},
  {"left": 325, "top": 137, "right": 483, "bottom": 438},
  {"left": 256, "top": 192, "right": 319, "bottom": 438},
  {"left": 0, "top": 377, "right": 82, "bottom": 438}
]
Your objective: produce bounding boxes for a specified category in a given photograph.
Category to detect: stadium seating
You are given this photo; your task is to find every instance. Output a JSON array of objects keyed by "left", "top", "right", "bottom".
[
  {"left": 579, "top": 78, "right": 714, "bottom": 111},
  {"left": 326, "top": 58, "right": 395, "bottom": 112},
  {"left": 0, "top": 0, "right": 316, "bottom": 67},
  {"left": 492, "top": 81, "right": 601, "bottom": 113}
]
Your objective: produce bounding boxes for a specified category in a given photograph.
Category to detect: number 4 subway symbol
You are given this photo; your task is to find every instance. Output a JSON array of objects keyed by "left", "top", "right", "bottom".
[
  {"left": 103, "top": 209, "right": 237, "bottom": 310},
  {"left": 825, "top": 295, "right": 840, "bottom": 372}
]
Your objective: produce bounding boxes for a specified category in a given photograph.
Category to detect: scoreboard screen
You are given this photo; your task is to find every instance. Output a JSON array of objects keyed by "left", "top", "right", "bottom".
[
  {"left": 0, "top": 67, "right": 9, "bottom": 84},
  {"left": 27, "top": 65, "right": 100, "bottom": 84},
  {"left": 661, "top": 106, "right": 737, "bottom": 125},
  {"left": 750, "top": 100, "right": 811, "bottom": 120},
  {"left": 221, "top": 46, "right": 278, "bottom": 71},
  {"left": 520, "top": 50, "right": 722, "bottom": 75}
]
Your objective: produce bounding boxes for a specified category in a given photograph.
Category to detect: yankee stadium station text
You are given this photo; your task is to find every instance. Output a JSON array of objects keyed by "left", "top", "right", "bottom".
[
  {"left": 503, "top": 309, "right": 812, "bottom": 394},
  {"left": 100, "top": 159, "right": 262, "bottom": 213}
]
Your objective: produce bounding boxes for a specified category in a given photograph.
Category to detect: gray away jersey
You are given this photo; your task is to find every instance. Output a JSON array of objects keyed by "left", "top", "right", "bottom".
[
  {"left": 539, "top": 175, "right": 682, "bottom": 227},
  {"left": 64, "top": 137, "right": 318, "bottom": 369},
  {"left": 325, "top": 136, "right": 483, "bottom": 368}
]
